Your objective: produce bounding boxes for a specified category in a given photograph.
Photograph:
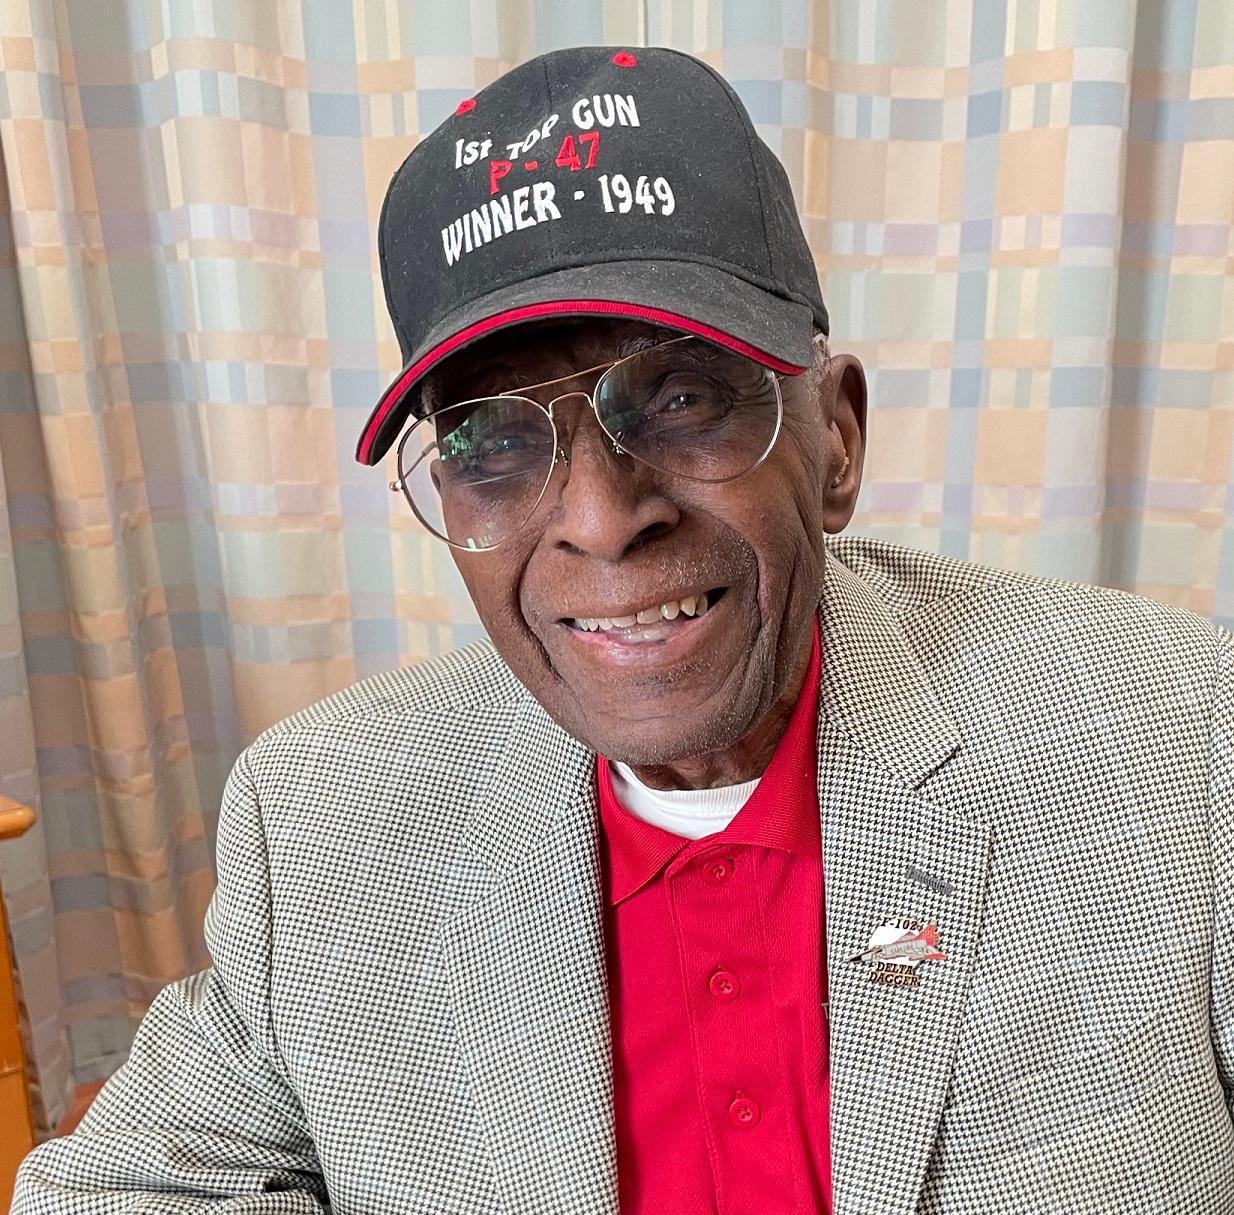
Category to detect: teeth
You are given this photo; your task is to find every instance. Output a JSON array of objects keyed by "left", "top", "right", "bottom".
[{"left": 571, "top": 591, "right": 718, "bottom": 633}]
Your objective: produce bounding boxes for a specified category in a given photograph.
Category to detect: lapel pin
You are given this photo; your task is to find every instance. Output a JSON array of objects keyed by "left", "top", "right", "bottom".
[{"left": 846, "top": 920, "right": 946, "bottom": 989}]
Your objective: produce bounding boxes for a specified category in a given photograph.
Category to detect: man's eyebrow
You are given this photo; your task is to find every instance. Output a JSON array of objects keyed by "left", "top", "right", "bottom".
[
  {"left": 418, "top": 326, "right": 681, "bottom": 414},
  {"left": 419, "top": 358, "right": 515, "bottom": 413},
  {"left": 615, "top": 330, "right": 672, "bottom": 357},
  {"left": 417, "top": 375, "right": 442, "bottom": 415}
]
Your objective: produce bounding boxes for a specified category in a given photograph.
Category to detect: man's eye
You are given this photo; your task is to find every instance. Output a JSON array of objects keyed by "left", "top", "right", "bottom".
[
  {"left": 479, "top": 433, "right": 529, "bottom": 455},
  {"left": 441, "top": 429, "right": 524, "bottom": 462},
  {"left": 443, "top": 429, "right": 551, "bottom": 483},
  {"left": 646, "top": 376, "right": 710, "bottom": 413},
  {"left": 646, "top": 378, "right": 730, "bottom": 422}
]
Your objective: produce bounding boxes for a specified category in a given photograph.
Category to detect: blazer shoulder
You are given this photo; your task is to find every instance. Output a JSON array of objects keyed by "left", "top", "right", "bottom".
[
  {"left": 228, "top": 638, "right": 527, "bottom": 845},
  {"left": 828, "top": 533, "right": 1059, "bottom": 616},
  {"left": 248, "top": 636, "right": 522, "bottom": 747},
  {"left": 828, "top": 533, "right": 1220, "bottom": 650}
]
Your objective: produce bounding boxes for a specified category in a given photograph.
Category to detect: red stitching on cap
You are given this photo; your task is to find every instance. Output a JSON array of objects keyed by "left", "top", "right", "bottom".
[
  {"left": 455, "top": 98, "right": 477, "bottom": 115},
  {"left": 356, "top": 300, "right": 806, "bottom": 465},
  {"left": 612, "top": 51, "right": 637, "bottom": 67}
]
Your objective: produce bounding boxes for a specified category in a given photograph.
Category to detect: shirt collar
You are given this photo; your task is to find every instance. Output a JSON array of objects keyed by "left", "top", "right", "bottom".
[{"left": 598, "top": 612, "right": 822, "bottom": 906}]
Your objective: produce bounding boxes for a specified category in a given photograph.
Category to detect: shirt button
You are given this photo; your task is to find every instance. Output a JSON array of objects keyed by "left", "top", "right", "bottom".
[
  {"left": 728, "top": 1094, "right": 761, "bottom": 1129},
  {"left": 701, "top": 856, "right": 734, "bottom": 884},
  {"left": 709, "top": 969, "right": 741, "bottom": 1000}
]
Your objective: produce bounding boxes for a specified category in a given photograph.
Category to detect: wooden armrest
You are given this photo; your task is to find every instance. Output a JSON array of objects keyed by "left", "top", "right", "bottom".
[
  {"left": 0, "top": 794, "right": 37, "bottom": 1207},
  {"left": 0, "top": 797, "right": 35, "bottom": 842}
]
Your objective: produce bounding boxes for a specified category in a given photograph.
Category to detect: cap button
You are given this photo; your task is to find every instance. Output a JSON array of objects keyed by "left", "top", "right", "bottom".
[
  {"left": 455, "top": 98, "right": 477, "bottom": 115},
  {"left": 612, "top": 51, "right": 637, "bottom": 67}
]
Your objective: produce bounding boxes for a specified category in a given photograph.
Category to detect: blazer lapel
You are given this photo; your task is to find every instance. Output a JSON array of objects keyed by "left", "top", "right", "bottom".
[
  {"left": 441, "top": 694, "right": 617, "bottom": 1215},
  {"left": 818, "top": 551, "right": 992, "bottom": 1215}
]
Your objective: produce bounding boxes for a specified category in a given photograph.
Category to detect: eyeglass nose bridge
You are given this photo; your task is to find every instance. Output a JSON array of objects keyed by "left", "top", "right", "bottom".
[{"left": 543, "top": 388, "right": 629, "bottom": 467}]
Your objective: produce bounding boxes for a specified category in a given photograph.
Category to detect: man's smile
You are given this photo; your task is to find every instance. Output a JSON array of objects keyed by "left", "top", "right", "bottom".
[
  {"left": 558, "top": 585, "right": 729, "bottom": 632},
  {"left": 548, "top": 583, "right": 739, "bottom": 671}
]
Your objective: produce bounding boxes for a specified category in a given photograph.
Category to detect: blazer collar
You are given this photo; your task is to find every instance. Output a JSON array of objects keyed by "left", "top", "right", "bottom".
[
  {"left": 462, "top": 689, "right": 593, "bottom": 875},
  {"left": 816, "top": 546, "right": 961, "bottom": 786}
]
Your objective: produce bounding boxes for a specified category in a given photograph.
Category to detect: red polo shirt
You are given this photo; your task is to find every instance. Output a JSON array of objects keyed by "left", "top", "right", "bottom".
[{"left": 597, "top": 615, "right": 831, "bottom": 1213}]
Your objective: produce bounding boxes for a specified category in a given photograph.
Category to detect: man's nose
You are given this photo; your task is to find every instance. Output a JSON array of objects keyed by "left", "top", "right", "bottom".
[{"left": 540, "top": 394, "right": 680, "bottom": 560}]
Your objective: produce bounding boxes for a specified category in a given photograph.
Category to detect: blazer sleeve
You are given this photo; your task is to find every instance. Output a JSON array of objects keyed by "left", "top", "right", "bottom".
[
  {"left": 1212, "top": 625, "right": 1234, "bottom": 1120},
  {"left": 11, "top": 744, "right": 330, "bottom": 1213}
]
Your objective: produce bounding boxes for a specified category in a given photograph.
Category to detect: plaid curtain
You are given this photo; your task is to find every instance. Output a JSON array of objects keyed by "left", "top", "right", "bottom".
[{"left": 0, "top": 0, "right": 1230, "bottom": 1134}]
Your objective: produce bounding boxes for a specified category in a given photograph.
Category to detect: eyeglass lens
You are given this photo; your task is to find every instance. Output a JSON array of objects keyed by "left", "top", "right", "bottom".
[{"left": 397, "top": 337, "right": 781, "bottom": 550}]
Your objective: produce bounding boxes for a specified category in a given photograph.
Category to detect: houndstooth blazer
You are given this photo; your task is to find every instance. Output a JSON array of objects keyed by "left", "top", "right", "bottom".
[{"left": 13, "top": 536, "right": 1234, "bottom": 1214}]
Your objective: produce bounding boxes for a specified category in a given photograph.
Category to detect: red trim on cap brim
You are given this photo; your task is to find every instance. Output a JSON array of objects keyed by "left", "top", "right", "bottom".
[{"left": 356, "top": 299, "right": 808, "bottom": 465}]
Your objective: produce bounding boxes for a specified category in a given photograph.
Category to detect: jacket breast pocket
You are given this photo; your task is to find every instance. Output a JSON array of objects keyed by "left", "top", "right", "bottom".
[{"left": 936, "top": 1008, "right": 1174, "bottom": 1167}]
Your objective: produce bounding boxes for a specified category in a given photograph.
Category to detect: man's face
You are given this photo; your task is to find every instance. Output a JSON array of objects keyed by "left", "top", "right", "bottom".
[{"left": 423, "top": 318, "right": 866, "bottom": 766}]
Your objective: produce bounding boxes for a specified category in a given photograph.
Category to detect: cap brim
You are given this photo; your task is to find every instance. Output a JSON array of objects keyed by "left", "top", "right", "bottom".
[{"left": 355, "top": 259, "right": 815, "bottom": 465}]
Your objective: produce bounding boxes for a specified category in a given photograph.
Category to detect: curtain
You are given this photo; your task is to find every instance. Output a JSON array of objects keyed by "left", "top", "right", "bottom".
[{"left": 0, "top": 0, "right": 1229, "bottom": 1134}]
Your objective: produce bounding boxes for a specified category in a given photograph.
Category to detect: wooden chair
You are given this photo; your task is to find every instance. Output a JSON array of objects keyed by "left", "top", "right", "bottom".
[{"left": 0, "top": 796, "right": 37, "bottom": 1211}]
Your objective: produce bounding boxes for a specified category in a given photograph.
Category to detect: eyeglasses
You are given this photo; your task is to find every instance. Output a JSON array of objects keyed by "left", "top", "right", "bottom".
[{"left": 389, "top": 335, "right": 784, "bottom": 551}]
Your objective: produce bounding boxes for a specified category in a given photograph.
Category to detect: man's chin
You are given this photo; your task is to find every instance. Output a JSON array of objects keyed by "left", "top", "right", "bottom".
[{"left": 558, "top": 695, "right": 756, "bottom": 767}]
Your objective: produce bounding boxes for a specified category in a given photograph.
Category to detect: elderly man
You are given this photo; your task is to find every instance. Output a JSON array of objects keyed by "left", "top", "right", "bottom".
[{"left": 13, "top": 44, "right": 1234, "bottom": 1215}]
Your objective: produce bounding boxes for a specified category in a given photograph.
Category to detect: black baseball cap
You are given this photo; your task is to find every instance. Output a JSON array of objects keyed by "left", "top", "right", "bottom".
[{"left": 356, "top": 45, "right": 828, "bottom": 466}]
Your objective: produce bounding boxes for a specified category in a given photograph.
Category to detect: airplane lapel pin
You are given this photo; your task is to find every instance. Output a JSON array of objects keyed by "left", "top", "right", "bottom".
[
  {"left": 848, "top": 922, "right": 947, "bottom": 965},
  {"left": 846, "top": 921, "right": 946, "bottom": 988}
]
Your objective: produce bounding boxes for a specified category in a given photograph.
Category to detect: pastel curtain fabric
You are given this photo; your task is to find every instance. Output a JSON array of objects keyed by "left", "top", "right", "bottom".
[{"left": 0, "top": 0, "right": 1229, "bottom": 1134}]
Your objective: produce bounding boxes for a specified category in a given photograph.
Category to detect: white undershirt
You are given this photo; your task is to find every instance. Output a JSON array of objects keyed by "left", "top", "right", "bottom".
[{"left": 608, "top": 760, "right": 760, "bottom": 840}]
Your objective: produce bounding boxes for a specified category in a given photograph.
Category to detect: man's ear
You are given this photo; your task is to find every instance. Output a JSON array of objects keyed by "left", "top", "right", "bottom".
[{"left": 819, "top": 352, "right": 867, "bottom": 533}]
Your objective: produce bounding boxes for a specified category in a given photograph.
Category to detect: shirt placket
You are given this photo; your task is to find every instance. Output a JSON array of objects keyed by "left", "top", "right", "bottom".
[{"left": 666, "top": 841, "right": 801, "bottom": 1214}]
